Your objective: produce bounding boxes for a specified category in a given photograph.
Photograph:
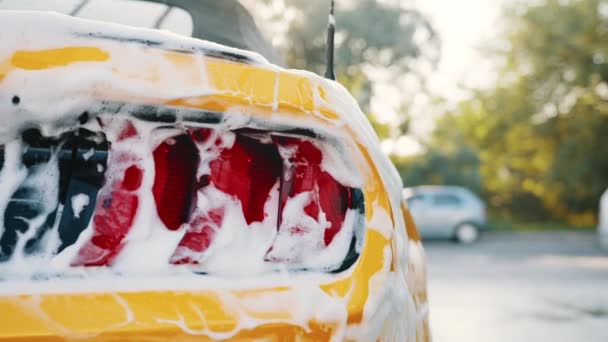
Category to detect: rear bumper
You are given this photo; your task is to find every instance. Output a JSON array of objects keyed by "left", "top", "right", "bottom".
[
  {"left": 0, "top": 165, "right": 403, "bottom": 340},
  {"left": 0, "top": 229, "right": 393, "bottom": 341},
  {"left": 0, "top": 287, "right": 345, "bottom": 341}
]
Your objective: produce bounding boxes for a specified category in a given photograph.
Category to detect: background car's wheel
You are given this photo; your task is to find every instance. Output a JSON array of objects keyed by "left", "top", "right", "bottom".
[{"left": 454, "top": 223, "right": 479, "bottom": 244}]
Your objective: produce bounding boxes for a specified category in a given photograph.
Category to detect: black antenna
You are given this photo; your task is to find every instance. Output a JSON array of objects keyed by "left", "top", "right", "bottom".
[{"left": 325, "top": 0, "right": 336, "bottom": 80}]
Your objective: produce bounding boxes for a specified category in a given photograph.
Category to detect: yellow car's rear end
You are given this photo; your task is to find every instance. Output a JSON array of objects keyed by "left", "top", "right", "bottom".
[{"left": 0, "top": 11, "right": 429, "bottom": 341}]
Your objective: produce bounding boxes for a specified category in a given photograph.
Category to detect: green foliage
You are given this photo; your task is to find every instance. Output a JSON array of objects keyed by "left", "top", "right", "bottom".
[
  {"left": 280, "top": 1, "right": 437, "bottom": 70},
  {"left": 410, "top": 0, "right": 608, "bottom": 225},
  {"left": 392, "top": 145, "right": 483, "bottom": 194},
  {"left": 264, "top": 0, "right": 438, "bottom": 119},
  {"left": 488, "top": 216, "right": 594, "bottom": 231}
]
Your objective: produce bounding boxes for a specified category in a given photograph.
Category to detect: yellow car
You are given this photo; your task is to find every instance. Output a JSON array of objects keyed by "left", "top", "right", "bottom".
[{"left": 0, "top": 6, "right": 429, "bottom": 342}]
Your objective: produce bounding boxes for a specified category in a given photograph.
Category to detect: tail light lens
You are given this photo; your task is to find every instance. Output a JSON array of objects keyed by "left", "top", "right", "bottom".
[
  {"left": 72, "top": 122, "right": 144, "bottom": 266},
  {"left": 264, "top": 138, "right": 354, "bottom": 265},
  {"left": 171, "top": 131, "right": 284, "bottom": 265},
  {"left": 0, "top": 118, "right": 364, "bottom": 274},
  {"left": 152, "top": 134, "right": 199, "bottom": 231}
]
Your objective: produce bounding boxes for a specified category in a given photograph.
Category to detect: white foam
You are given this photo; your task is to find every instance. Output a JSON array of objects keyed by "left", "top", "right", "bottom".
[
  {"left": 187, "top": 184, "right": 279, "bottom": 275},
  {"left": 70, "top": 193, "right": 89, "bottom": 219},
  {"left": 3, "top": 153, "right": 59, "bottom": 270},
  {"left": 81, "top": 148, "right": 95, "bottom": 161},
  {"left": 0, "top": 140, "right": 27, "bottom": 239}
]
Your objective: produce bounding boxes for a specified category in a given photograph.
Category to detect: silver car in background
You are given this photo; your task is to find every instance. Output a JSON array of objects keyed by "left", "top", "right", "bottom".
[{"left": 403, "top": 186, "right": 487, "bottom": 243}]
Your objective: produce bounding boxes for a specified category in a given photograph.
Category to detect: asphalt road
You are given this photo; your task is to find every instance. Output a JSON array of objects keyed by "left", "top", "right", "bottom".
[{"left": 425, "top": 230, "right": 608, "bottom": 342}]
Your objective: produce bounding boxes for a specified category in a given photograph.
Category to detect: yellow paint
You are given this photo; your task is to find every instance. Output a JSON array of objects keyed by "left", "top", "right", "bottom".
[
  {"left": 0, "top": 47, "right": 338, "bottom": 123},
  {"left": 318, "top": 107, "right": 340, "bottom": 120},
  {"left": 356, "top": 143, "right": 393, "bottom": 225},
  {"left": 206, "top": 59, "right": 276, "bottom": 107},
  {"left": 402, "top": 201, "right": 421, "bottom": 242},
  {"left": 402, "top": 201, "right": 430, "bottom": 341},
  {"left": 0, "top": 41, "right": 429, "bottom": 341},
  {"left": 0, "top": 59, "right": 12, "bottom": 82},
  {"left": 0, "top": 47, "right": 109, "bottom": 82},
  {"left": 11, "top": 47, "right": 109, "bottom": 70}
]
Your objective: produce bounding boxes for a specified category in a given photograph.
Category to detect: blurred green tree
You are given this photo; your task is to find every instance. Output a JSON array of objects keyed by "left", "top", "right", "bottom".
[
  {"left": 393, "top": 145, "right": 483, "bottom": 195},
  {"left": 422, "top": 0, "right": 608, "bottom": 225}
]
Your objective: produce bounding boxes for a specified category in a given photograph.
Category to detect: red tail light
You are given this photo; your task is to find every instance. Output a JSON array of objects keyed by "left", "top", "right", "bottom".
[
  {"left": 263, "top": 138, "right": 353, "bottom": 264},
  {"left": 152, "top": 134, "right": 199, "bottom": 231},
  {"left": 70, "top": 124, "right": 361, "bottom": 272},
  {"left": 72, "top": 155, "right": 142, "bottom": 266},
  {"left": 71, "top": 121, "right": 146, "bottom": 266},
  {"left": 208, "top": 133, "right": 282, "bottom": 224},
  {"left": 171, "top": 131, "right": 283, "bottom": 264},
  {"left": 276, "top": 138, "right": 351, "bottom": 245}
]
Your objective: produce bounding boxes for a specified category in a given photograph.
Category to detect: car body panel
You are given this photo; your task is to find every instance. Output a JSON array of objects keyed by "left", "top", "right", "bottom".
[
  {"left": 0, "top": 11, "right": 429, "bottom": 341},
  {"left": 599, "top": 189, "right": 608, "bottom": 250}
]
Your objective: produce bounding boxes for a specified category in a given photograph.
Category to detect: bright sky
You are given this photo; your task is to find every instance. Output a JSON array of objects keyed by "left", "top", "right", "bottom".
[
  {"left": 380, "top": 0, "right": 506, "bottom": 156},
  {"left": 415, "top": 0, "right": 506, "bottom": 100}
]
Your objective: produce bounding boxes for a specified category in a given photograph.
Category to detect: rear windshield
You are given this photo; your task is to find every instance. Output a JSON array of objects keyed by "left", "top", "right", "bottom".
[{"left": 0, "top": 0, "right": 193, "bottom": 36}]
